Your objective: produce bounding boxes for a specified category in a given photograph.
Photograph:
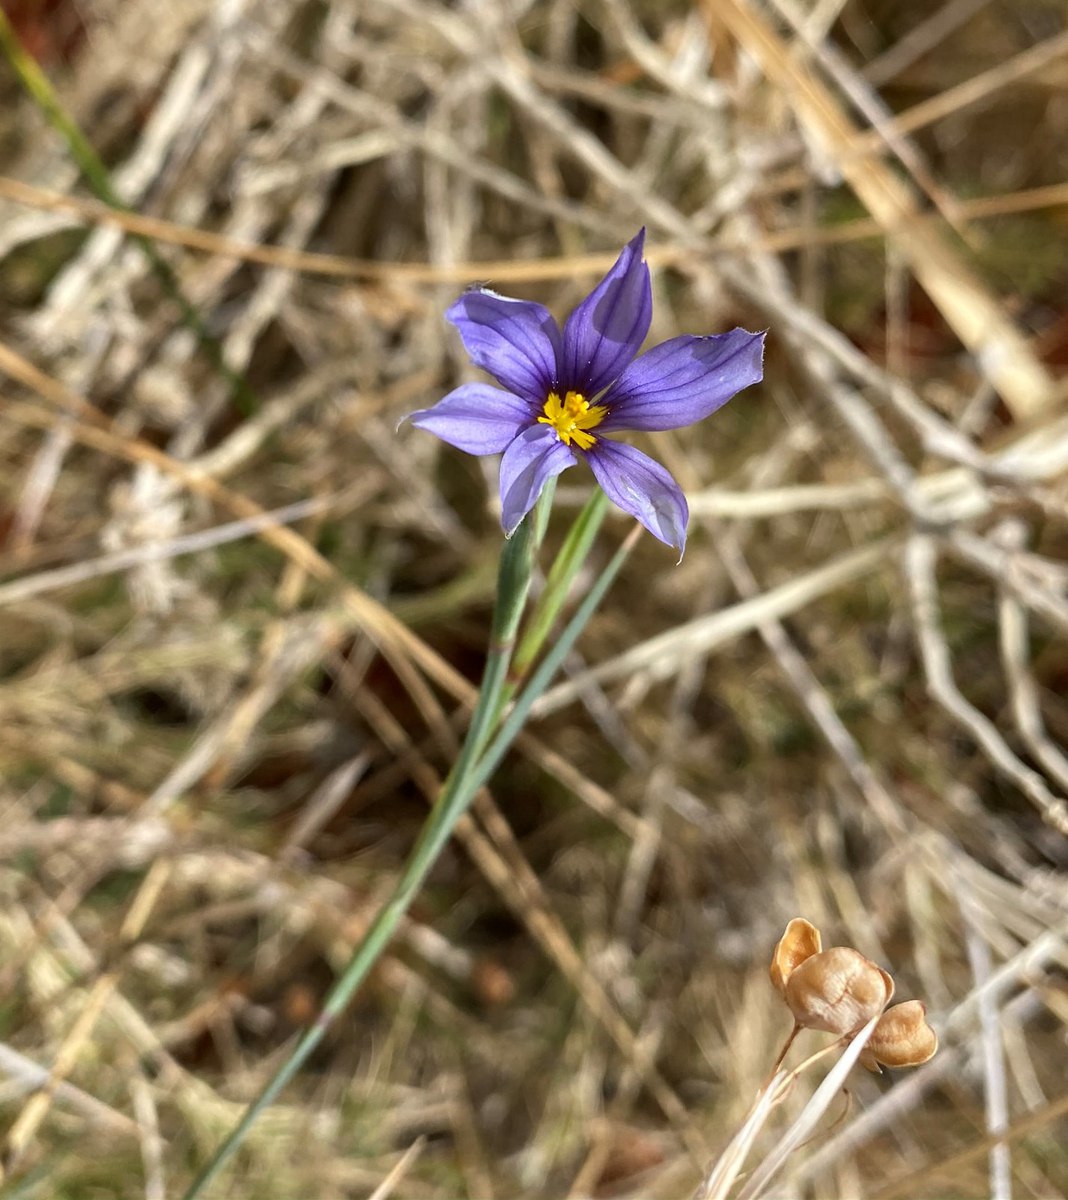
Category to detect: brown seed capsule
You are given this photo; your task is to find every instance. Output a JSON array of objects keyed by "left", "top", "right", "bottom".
[
  {"left": 770, "top": 918, "right": 822, "bottom": 997},
  {"left": 784, "top": 946, "right": 894, "bottom": 1036},
  {"left": 859, "top": 1000, "right": 938, "bottom": 1072}
]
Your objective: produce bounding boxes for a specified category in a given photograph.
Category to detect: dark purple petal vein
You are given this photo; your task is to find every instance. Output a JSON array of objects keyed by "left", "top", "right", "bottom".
[
  {"left": 560, "top": 229, "right": 652, "bottom": 398},
  {"left": 404, "top": 383, "right": 535, "bottom": 454}
]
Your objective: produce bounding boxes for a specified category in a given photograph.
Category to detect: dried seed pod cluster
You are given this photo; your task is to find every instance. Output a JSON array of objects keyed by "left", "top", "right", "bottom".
[{"left": 770, "top": 918, "right": 938, "bottom": 1072}]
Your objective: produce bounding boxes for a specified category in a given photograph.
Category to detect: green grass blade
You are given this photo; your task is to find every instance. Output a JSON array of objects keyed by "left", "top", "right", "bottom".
[
  {"left": 463, "top": 524, "right": 636, "bottom": 798},
  {"left": 181, "top": 517, "right": 635, "bottom": 1198},
  {"left": 181, "top": 510, "right": 539, "bottom": 1198}
]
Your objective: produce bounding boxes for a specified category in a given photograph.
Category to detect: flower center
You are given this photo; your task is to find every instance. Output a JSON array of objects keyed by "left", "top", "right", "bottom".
[{"left": 537, "top": 390, "right": 607, "bottom": 451}]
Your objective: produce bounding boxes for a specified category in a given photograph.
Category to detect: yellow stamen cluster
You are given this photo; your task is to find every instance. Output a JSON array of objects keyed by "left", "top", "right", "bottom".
[{"left": 538, "top": 390, "right": 607, "bottom": 451}]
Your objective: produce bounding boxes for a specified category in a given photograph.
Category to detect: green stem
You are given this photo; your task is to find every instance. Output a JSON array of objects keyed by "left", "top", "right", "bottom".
[
  {"left": 509, "top": 488, "right": 608, "bottom": 695},
  {"left": 180, "top": 519, "right": 636, "bottom": 1198},
  {"left": 0, "top": 10, "right": 257, "bottom": 414},
  {"left": 463, "top": 525, "right": 637, "bottom": 794},
  {"left": 451, "top": 492, "right": 544, "bottom": 770}
]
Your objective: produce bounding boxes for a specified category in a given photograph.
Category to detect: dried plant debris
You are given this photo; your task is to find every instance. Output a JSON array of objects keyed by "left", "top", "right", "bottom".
[
  {"left": 1, "top": 0, "right": 1067, "bottom": 1197},
  {"left": 770, "top": 917, "right": 937, "bottom": 1069}
]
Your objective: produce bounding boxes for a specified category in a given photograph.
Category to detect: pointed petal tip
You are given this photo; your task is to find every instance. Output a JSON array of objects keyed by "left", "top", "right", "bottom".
[
  {"left": 560, "top": 232, "right": 653, "bottom": 396},
  {"left": 599, "top": 326, "right": 766, "bottom": 434},
  {"left": 753, "top": 326, "right": 768, "bottom": 364},
  {"left": 403, "top": 383, "right": 534, "bottom": 455},
  {"left": 586, "top": 440, "right": 688, "bottom": 556},
  {"left": 730, "top": 325, "right": 767, "bottom": 372}
]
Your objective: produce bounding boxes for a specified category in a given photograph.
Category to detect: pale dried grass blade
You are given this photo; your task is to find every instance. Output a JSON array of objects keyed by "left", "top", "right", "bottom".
[
  {"left": 736, "top": 1018, "right": 879, "bottom": 1199},
  {"left": 713, "top": 0, "right": 1056, "bottom": 419}
]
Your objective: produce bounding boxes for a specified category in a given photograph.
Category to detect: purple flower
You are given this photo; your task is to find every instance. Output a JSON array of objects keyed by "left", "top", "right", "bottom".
[{"left": 406, "top": 230, "right": 764, "bottom": 556}]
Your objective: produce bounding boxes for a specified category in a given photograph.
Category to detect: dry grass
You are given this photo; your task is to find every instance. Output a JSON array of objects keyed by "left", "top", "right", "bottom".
[{"left": 1, "top": 0, "right": 1067, "bottom": 1196}]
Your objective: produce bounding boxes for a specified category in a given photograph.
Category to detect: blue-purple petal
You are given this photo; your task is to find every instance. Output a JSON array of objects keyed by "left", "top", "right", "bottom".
[
  {"left": 498, "top": 426, "right": 576, "bottom": 535},
  {"left": 586, "top": 439, "right": 689, "bottom": 557},
  {"left": 405, "top": 383, "right": 535, "bottom": 454},
  {"left": 599, "top": 328, "right": 765, "bottom": 432},
  {"left": 447, "top": 290, "right": 560, "bottom": 403},
  {"left": 560, "top": 229, "right": 652, "bottom": 398}
]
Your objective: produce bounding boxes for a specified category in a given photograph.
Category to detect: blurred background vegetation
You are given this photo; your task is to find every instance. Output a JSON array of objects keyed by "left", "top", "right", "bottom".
[{"left": 1, "top": 0, "right": 1067, "bottom": 1196}]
